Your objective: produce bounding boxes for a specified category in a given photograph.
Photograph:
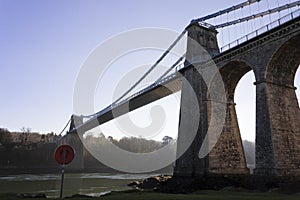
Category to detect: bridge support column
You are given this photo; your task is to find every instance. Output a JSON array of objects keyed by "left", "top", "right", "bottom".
[
  {"left": 255, "top": 82, "right": 300, "bottom": 176},
  {"left": 60, "top": 115, "right": 84, "bottom": 171},
  {"left": 209, "top": 100, "right": 249, "bottom": 174},
  {"left": 174, "top": 22, "right": 219, "bottom": 177},
  {"left": 174, "top": 22, "right": 250, "bottom": 177},
  {"left": 174, "top": 68, "right": 210, "bottom": 177}
]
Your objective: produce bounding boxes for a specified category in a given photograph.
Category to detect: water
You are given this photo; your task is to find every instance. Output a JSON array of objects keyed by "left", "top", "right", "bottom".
[{"left": 0, "top": 173, "right": 157, "bottom": 198}]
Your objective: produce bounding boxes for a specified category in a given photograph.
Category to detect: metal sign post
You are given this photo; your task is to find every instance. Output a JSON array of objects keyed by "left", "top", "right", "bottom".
[{"left": 54, "top": 145, "right": 75, "bottom": 198}]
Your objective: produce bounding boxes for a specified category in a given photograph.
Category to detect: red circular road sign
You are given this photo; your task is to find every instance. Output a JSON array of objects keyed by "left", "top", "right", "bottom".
[{"left": 54, "top": 145, "right": 75, "bottom": 165}]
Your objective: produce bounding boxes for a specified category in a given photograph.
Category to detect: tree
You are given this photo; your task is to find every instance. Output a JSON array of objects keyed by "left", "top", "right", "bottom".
[
  {"left": 0, "top": 128, "right": 13, "bottom": 150},
  {"left": 20, "top": 127, "right": 31, "bottom": 145},
  {"left": 162, "top": 136, "right": 173, "bottom": 145},
  {"left": 115, "top": 137, "right": 161, "bottom": 153},
  {"left": 0, "top": 128, "right": 10, "bottom": 143}
]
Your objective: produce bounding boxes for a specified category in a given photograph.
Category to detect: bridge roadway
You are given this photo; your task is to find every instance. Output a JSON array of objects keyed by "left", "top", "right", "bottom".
[{"left": 70, "top": 14, "right": 300, "bottom": 135}]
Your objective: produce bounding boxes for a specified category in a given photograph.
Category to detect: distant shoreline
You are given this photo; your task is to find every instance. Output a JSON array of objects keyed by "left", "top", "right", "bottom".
[
  {"left": 0, "top": 167, "right": 121, "bottom": 175},
  {"left": 0, "top": 167, "right": 172, "bottom": 176}
]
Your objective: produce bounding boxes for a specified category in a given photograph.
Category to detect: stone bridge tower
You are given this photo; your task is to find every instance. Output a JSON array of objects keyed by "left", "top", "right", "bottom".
[
  {"left": 59, "top": 115, "right": 84, "bottom": 171},
  {"left": 174, "top": 22, "right": 249, "bottom": 177},
  {"left": 175, "top": 17, "right": 300, "bottom": 177}
]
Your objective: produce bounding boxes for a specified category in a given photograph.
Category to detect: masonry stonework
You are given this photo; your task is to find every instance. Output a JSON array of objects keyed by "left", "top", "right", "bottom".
[
  {"left": 175, "top": 17, "right": 300, "bottom": 177},
  {"left": 174, "top": 22, "right": 249, "bottom": 176}
]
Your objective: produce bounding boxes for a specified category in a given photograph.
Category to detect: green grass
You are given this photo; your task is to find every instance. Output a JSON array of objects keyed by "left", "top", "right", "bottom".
[
  {"left": 100, "top": 190, "right": 300, "bottom": 200},
  {"left": 1, "top": 190, "right": 300, "bottom": 200}
]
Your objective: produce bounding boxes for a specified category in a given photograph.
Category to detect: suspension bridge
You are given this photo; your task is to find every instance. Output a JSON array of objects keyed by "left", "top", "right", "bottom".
[{"left": 59, "top": 0, "right": 300, "bottom": 177}]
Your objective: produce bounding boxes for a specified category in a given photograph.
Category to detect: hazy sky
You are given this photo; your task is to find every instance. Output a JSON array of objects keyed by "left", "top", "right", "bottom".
[{"left": 0, "top": 0, "right": 299, "bottom": 142}]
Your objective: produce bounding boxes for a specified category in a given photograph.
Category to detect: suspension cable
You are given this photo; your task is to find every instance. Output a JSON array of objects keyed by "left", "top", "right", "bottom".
[
  {"left": 241, "top": 6, "right": 245, "bottom": 37},
  {"left": 111, "top": 29, "right": 187, "bottom": 105},
  {"left": 227, "top": 12, "right": 230, "bottom": 42},
  {"left": 192, "top": 0, "right": 261, "bottom": 22},
  {"left": 155, "top": 53, "right": 186, "bottom": 83},
  {"left": 214, "top": 1, "right": 300, "bottom": 29},
  {"left": 249, "top": 2, "right": 255, "bottom": 32},
  {"left": 277, "top": 0, "right": 281, "bottom": 18},
  {"left": 258, "top": 0, "right": 262, "bottom": 27},
  {"left": 59, "top": 118, "right": 71, "bottom": 135},
  {"left": 267, "top": 0, "right": 272, "bottom": 23},
  {"left": 233, "top": 9, "right": 237, "bottom": 42},
  {"left": 80, "top": 31, "right": 187, "bottom": 118}
]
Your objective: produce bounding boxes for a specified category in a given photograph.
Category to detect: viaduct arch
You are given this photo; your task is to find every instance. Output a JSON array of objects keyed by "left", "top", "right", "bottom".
[{"left": 174, "top": 17, "right": 300, "bottom": 177}]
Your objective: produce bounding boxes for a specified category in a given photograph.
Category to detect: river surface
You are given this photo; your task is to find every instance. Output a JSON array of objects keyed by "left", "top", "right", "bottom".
[{"left": 0, "top": 173, "right": 157, "bottom": 198}]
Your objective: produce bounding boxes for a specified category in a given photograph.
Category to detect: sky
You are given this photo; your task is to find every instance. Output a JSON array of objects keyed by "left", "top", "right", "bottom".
[{"left": 0, "top": 0, "right": 299, "bottom": 142}]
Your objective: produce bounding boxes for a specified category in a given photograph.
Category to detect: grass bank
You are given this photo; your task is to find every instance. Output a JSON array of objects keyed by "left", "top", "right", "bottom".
[{"left": 1, "top": 190, "right": 300, "bottom": 200}]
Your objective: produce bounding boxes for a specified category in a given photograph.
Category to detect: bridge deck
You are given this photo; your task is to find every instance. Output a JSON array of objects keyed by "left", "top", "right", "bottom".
[{"left": 69, "top": 14, "right": 300, "bottom": 135}]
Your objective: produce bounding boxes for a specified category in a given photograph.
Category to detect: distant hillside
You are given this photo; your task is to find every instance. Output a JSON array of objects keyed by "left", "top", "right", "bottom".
[{"left": 0, "top": 127, "right": 255, "bottom": 174}]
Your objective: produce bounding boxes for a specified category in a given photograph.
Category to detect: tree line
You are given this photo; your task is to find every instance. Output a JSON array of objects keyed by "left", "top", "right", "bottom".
[
  {"left": 0, "top": 127, "right": 255, "bottom": 173},
  {"left": 84, "top": 133, "right": 175, "bottom": 153}
]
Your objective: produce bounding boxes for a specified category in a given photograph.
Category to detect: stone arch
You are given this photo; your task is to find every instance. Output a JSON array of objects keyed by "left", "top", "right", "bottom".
[
  {"left": 209, "top": 60, "right": 253, "bottom": 174},
  {"left": 219, "top": 60, "right": 253, "bottom": 102},
  {"left": 266, "top": 35, "right": 300, "bottom": 87},
  {"left": 255, "top": 34, "right": 300, "bottom": 176}
]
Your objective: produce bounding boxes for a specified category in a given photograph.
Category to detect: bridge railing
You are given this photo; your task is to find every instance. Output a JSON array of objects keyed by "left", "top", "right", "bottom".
[{"left": 220, "top": 8, "right": 300, "bottom": 53}]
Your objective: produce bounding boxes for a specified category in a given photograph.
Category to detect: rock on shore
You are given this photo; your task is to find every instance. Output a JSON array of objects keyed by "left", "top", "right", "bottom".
[{"left": 128, "top": 175, "right": 172, "bottom": 189}]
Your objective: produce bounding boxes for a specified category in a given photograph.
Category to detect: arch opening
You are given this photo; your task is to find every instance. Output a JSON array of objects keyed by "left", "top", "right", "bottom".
[
  {"left": 295, "top": 66, "right": 300, "bottom": 107},
  {"left": 235, "top": 71, "right": 256, "bottom": 172}
]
